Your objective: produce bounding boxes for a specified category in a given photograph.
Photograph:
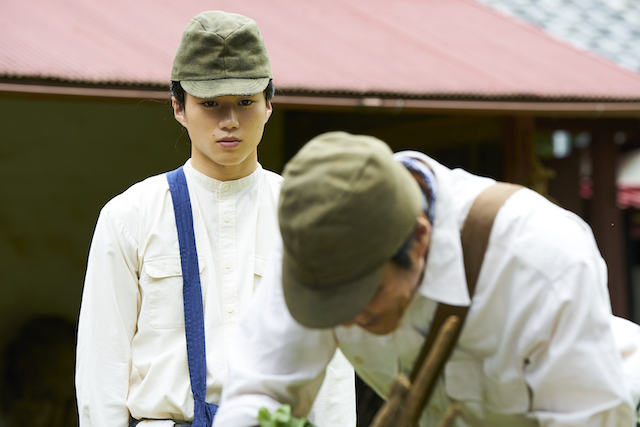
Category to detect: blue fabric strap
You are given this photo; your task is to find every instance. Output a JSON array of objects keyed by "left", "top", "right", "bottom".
[{"left": 167, "top": 166, "right": 218, "bottom": 427}]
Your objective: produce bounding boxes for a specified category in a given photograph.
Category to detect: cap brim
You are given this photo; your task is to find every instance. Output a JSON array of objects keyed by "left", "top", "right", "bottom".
[
  {"left": 181, "top": 78, "right": 270, "bottom": 99},
  {"left": 282, "top": 248, "right": 386, "bottom": 329}
]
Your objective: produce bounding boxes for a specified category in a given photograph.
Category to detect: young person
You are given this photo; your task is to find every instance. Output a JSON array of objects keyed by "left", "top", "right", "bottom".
[
  {"left": 75, "top": 12, "right": 355, "bottom": 427},
  {"left": 214, "top": 131, "right": 640, "bottom": 427}
]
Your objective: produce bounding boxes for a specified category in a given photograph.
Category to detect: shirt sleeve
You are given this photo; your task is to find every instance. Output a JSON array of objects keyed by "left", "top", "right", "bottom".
[
  {"left": 213, "top": 242, "right": 356, "bottom": 427},
  {"left": 525, "top": 257, "right": 636, "bottom": 426},
  {"left": 76, "top": 206, "right": 140, "bottom": 427},
  {"left": 611, "top": 315, "right": 640, "bottom": 407}
]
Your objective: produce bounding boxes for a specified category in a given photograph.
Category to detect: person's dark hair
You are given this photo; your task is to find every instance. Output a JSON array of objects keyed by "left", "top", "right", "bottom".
[
  {"left": 170, "top": 81, "right": 185, "bottom": 110},
  {"left": 170, "top": 80, "right": 275, "bottom": 111},
  {"left": 391, "top": 227, "right": 416, "bottom": 270},
  {"left": 391, "top": 190, "right": 431, "bottom": 270},
  {"left": 264, "top": 80, "right": 275, "bottom": 103}
]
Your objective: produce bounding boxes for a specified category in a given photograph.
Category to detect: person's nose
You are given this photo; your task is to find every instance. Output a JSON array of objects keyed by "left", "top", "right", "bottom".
[{"left": 219, "top": 106, "right": 239, "bottom": 130}]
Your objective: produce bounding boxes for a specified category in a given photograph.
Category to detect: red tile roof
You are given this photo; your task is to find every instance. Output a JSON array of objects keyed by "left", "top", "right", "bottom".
[{"left": 3, "top": 0, "right": 640, "bottom": 100}]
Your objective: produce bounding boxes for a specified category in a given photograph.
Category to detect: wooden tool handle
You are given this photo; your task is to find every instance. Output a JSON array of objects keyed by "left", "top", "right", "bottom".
[
  {"left": 369, "top": 373, "right": 411, "bottom": 427},
  {"left": 436, "top": 403, "right": 461, "bottom": 427},
  {"left": 397, "top": 315, "right": 461, "bottom": 427}
]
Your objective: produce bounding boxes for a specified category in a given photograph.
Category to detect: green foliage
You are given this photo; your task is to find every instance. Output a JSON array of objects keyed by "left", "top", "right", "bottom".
[{"left": 257, "top": 404, "right": 316, "bottom": 427}]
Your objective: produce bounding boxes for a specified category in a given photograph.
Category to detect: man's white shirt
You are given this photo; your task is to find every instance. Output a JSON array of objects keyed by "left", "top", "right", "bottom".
[
  {"left": 215, "top": 152, "right": 640, "bottom": 427},
  {"left": 76, "top": 160, "right": 356, "bottom": 426}
]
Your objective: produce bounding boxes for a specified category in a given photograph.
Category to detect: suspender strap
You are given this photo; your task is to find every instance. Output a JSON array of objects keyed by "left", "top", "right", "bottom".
[
  {"left": 460, "top": 183, "right": 523, "bottom": 296},
  {"left": 409, "top": 182, "right": 523, "bottom": 402},
  {"left": 167, "top": 166, "right": 218, "bottom": 427}
]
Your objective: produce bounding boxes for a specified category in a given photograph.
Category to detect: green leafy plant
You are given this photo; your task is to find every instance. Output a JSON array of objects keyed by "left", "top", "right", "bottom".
[{"left": 258, "top": 404, "right": 316, "bottom": 427}]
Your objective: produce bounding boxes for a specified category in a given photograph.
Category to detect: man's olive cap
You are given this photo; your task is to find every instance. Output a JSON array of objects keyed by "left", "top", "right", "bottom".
[
  {"left": 171, "top": 11, "right": 272, "bottom": 98},
  {"left": 278, "top": 132, "right": 422, "bottom": 329}
]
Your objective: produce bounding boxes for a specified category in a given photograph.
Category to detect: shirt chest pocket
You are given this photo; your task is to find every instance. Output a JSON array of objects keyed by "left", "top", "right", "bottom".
[
  {"left": 142, "top": 256, "right": 205, "bottom": 329},
  {"left": 444, "top": 360, "right": 530, "bottom": 415}
]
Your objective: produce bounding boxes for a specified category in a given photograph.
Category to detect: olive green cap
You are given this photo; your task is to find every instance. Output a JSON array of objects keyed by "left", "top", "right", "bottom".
[
  {"left": 278, "top": 132, "right": 422, "bottom": 329},
  {"left": 171, "top": 11, "right": 272, "bottom": 98}
]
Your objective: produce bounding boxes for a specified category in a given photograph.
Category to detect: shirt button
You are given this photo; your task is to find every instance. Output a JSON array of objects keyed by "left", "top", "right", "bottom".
[
  {"left": 222, "top": 183, "right": 231, "bottom": 191},
  {"left": 226, "top": 306, "right": 234, "bottom": 313},
  {"left": 354, "top": 356, "right": 363, "bottom": 365},
  {"left": 225, "top": 261, "right": 231, "bottom": 269},
  {"left": 174, "top": 265, "right": 180, "bottom": 274},
  {"left": 223, "top": 215, "right": 231, "bottom": 222}
]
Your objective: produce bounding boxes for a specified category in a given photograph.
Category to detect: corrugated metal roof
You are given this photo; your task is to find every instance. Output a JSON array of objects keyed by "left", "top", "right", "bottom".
[
  {"left": 475, "top": 0, "right": 640, "bottom": 72},
  {"left": 3, "top": 0, "right": 640, "bottom": 100}
]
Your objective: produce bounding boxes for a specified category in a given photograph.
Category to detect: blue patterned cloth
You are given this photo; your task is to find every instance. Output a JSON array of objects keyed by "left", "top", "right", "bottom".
[{"left": 395, "top": 154, "right": 437, "bottom": 225}]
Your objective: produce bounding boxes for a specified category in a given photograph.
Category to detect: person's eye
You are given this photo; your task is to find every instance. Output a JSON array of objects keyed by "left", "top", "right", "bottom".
[
  {"left": 202, "top": 101, "right": 217, "bottom": 107},
  {"left": 239, "top": 99, "right": 254, "bottom": 106}
]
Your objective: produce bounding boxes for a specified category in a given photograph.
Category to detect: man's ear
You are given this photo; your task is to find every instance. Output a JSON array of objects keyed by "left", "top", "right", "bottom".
[
  {"left": 413, "top": 212, "right": 431, "bottom": 259},
  {"left": 265, "top": 101, "right": 273, "bottom": 123},
  {"left": 172, "top": 96, "right": 187, "bottom": 127}
]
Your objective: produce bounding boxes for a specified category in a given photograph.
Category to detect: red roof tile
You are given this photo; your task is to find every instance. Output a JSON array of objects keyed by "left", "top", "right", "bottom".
[{"left": 3, "top": 0, "right": 640, "bottom": 100}]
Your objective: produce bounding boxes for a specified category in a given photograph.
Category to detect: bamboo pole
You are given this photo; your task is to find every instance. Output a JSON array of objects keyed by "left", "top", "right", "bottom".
[
  {"left": 369, "top": 374, "right": 411, "bottom": 427},
  {"left": 369, "top": 315, "right": 462, "bottom": 427}
]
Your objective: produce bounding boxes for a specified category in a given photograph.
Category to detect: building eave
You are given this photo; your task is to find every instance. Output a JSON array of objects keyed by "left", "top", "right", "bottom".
[{"left": 3, "top": 81, "right": 640, "bottom": 118}]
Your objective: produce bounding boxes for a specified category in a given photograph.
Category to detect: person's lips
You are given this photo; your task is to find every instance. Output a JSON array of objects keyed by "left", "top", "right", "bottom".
[{"left": 217, "top": 137, "right": 241, "bottom": 148}]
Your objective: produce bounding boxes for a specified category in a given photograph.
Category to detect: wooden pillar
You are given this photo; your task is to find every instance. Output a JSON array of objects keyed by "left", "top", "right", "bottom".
[
  {"left": 503, "top": 116, "right": 555, "bottom": 196},
  {"left": 591, "top": 128, "right": 628, "bottom": 318},
  {"left": 504, "top": 116, "right": 535, "bottom": 186}
]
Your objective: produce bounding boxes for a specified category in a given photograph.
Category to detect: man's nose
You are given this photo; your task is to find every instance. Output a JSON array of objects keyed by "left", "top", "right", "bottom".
[{"left": 220, "top": 107, "right": 239, "bottom": 129}]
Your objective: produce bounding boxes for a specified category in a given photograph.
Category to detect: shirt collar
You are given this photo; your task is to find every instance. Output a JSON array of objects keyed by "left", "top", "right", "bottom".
[
  {"left": 183, "top": 159, "right": 263, "bottom": 192},
  {"left": 393, "top": 151, "right": 472, "bottom": 308}
]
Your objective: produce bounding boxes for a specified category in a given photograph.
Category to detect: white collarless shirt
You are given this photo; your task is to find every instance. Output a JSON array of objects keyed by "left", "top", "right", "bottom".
[
  {"left": 215, "top": 152, "right": 637, "bottom": 427},
  {"left": 76, "top": 160, "right": 356, "bottom": 426}
]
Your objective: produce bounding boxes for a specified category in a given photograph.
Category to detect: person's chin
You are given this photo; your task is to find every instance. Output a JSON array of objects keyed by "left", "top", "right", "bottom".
[{"left": 363, "top": 318, "right": 400, "bottom": 335}]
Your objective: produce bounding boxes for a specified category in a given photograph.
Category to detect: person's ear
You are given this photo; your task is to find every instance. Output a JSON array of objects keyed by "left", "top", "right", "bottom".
[
  {"left": 172, "top": 96, "right": 187, "bottom": 127},
  {"left": 264, "top": 101, "right": 273, "bottom": 123},
  {"left": 413, "top": 212, "right": 431, "bottom": 259}
]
